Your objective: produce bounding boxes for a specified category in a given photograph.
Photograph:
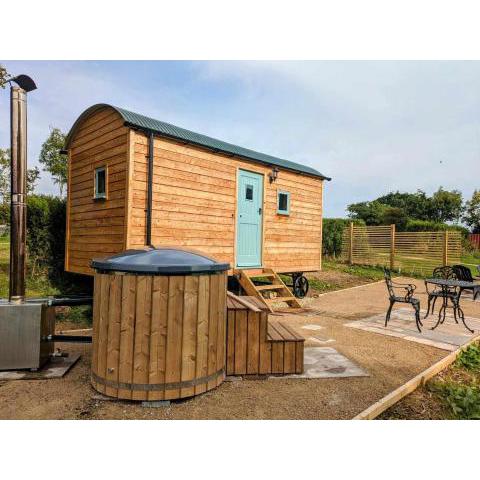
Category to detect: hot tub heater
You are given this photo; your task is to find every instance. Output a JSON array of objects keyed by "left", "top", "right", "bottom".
[{"left": 0, "top": 75, "right": 56, "bottom": 371}]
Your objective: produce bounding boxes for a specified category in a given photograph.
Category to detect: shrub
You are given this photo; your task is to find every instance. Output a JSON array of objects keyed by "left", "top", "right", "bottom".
[
  {"left": 382, "top": 206, "right": 408, "bottom": 231},
  {"left": 405, "top": 219, "right": 469, "bottom": 237},
  {"left": 455, "top": 343, "right": 480, "bottom": 372},
  {"left": 322, "top": 218, "right": 365, "bottom": 257},
  {"left": 429, "top": 381, "right": 480, "bottom": 419},
  {"left": 26, "top": 194, "right": 92, "bottom": 294},
  {"left": 0, "top": 202, "right": 9, "bottom": 226}
]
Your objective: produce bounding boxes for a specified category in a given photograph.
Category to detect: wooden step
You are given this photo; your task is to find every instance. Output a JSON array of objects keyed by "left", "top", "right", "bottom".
[
  {"left": 256, "top": 284, "right": 284, "bottom": 291},
  {"left": 225, "top": 299, "right": 304, "bottom": 376},
  {"left": 237, "top": 268, "right": 302, "bottom": 312},
  {"left": 247, "top": 272, "right": 275, "bottom": 278},
  {"left": 264, "top": 296, "right": 296, "bottom": 303}
]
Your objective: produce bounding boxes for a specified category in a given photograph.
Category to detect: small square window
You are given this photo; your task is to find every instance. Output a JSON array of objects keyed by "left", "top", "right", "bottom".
[
  {"left": 245, "top": 184, "right": 254, "bottom": 201},
  {"left": 94, "top": 167, "right": 107, "bottom": 199},
  {"left": 277, "top": 191, "right": 290, "bottom": 215}
]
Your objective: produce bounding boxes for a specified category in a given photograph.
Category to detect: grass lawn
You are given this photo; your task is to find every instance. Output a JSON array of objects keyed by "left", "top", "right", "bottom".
[
  {"left": 380, "top": 342, "right": 480, "bottom": 419},
  {"left": 462, "top": 251, "right": 480, "bottom": 272}
]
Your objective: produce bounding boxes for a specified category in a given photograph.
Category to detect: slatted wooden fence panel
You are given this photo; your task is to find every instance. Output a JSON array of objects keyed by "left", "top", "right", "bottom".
[{"left": 342, "top": 224, "right": 462, "bottom": 275}]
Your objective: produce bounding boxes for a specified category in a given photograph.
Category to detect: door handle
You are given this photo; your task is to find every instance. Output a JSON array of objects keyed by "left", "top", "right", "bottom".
[{"left": 258, "top": 207, "right": 262, "bottom": 215}]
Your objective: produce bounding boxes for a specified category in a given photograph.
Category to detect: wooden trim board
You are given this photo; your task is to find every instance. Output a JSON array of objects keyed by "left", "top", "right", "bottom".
[{"left": 353, "top": 332, "right": 480, "bottom": 420}]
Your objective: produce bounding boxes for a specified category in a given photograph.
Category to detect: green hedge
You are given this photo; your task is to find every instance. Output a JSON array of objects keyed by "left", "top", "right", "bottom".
[
  {"left": 405, "top": 219, "right": 470, "bottom": 237},
  {"left": 322, "top": 218, "right": 365, "bottom": 257},
  {"left": 26, "top": 195, "right": 92, "bottom": 294}
]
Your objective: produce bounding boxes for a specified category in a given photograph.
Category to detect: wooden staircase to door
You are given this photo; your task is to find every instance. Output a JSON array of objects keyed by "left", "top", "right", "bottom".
[{"left": 237, "top": 268, "right": 302, "bottom": 312}]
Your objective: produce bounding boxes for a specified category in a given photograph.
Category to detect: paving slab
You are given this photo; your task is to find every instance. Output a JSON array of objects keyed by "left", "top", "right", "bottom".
[
  {"left": 0, "top": 353, "right": 81, "bottom": 381},
  {"left": 270, "top": 347, "right": 369, "bottom": 379},
  {"left": 345, "top": 307, "right": 480, "bottom": 351}
]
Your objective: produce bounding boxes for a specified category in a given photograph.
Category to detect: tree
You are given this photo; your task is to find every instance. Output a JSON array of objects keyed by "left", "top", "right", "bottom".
[
  {"left": 349, "top": 187, "right": 465, "bottom": 226},
  {"left": 0, "top": 64, "right": 9, "bottom": 89},
  {"left": 38, "top": 128, "right": 67, "bottom": 196},
  {"left": 0, "top": 148, "right": 40, "bottom": 203},
  {"left": 430, "top": 187, "right": 463, "bottom": 223},
  {"left": 381, "top": 206, "right": 408, "bottom": 231},
  {"left": 376, "top": 190, "right": 432, "bottom": 220},
  {"left": 463, "top": 190, "right": 480, "bottom": 233},
  {"left": 27, "top": 166, "right": 40, "bottom": 194},
  {"left": 347, "top": 200, "right": 388, "bottom": 225}
]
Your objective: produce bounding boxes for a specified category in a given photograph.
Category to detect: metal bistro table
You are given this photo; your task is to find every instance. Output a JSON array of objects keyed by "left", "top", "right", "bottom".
[{"left": 424, "top": 278, "right": 477, "bottom": 333}]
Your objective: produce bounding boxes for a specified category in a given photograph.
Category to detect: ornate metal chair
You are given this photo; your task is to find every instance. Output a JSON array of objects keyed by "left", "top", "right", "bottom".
[
  {"left": 383, "top": 268, "right": 422, "bottom": 332},
  {"left": 452, "top": 264, "right": 480, "bottom": 300},
  {"left": 424, "top": 266, "right": 458, "bottom": 318}
]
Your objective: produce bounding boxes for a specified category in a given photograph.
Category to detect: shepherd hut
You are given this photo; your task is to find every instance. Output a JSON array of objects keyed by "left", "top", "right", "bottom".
[{"left": 64, "top": 104, "right": 330, "bottom": 306}]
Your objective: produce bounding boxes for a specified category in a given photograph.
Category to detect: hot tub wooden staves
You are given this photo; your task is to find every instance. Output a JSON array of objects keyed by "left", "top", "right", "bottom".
[{"left": 91, "top": 271, "right": 227, "bottom": 400}]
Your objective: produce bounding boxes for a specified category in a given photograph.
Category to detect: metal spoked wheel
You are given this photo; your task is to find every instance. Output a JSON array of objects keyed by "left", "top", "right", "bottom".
[{"left": 293, "top": 274, "right": 309, "bottom": 299}]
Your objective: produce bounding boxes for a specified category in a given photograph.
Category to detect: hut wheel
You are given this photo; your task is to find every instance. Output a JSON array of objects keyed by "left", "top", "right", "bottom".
[{"left": 292, "top": 274, "right": 309, "bottom": 299}]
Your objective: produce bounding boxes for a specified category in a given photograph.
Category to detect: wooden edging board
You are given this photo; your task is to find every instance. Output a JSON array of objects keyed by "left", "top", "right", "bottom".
[{"left": 353, "top": 332, "right": 480, "bottom": 420}]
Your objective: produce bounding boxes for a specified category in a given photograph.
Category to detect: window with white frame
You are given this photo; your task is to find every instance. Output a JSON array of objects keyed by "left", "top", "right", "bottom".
[
  {"left": 277, "top": 190, "right": 290, "bottom": 215},
  {"left": 94, "top": 167, "right": 107, "bottom": 199}
]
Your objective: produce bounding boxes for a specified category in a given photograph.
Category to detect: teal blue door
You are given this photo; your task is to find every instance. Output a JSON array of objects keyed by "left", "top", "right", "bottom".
[{"left": 236, "top": 170, "right": 263, "bottom": 267}]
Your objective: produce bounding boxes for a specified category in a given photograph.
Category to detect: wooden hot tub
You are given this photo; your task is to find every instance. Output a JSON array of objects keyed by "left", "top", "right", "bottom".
[{"left": 90, "top": 247, "right": 229, "bottom": 401}]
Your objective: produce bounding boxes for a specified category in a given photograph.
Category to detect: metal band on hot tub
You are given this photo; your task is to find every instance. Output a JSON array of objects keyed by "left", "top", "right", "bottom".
[{"left": 91, "top": 368, "right": 225, "bottom": 392}]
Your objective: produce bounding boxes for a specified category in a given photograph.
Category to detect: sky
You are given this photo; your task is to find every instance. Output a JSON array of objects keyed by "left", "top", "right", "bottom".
[{"left": 0, "top": 60, "right": 479, "bottom": 217}]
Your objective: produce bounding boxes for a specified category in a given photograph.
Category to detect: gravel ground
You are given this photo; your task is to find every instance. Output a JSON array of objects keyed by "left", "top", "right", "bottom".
[{"left": 0, "top": 275, "right": 477, "bottom": 420}]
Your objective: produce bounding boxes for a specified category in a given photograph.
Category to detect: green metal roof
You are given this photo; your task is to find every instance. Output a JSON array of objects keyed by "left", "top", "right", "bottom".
[{"left": 66, "top": 103, "right": 331, "bottom": 180}]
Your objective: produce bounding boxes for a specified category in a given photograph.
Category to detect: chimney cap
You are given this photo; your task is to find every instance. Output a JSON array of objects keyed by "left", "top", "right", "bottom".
[{"left": 10, "top": 74, "right": 37, "bottom": 92}]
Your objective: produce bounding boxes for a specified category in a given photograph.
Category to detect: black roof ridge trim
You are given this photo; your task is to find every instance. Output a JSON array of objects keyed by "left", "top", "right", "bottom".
[{"left": 65, "top": 103, "right": 331, "bottom": 181}]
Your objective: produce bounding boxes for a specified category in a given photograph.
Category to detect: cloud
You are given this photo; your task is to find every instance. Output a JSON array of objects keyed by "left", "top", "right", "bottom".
[
  {"left": 194, "top": 61, "right": 480, "bottom": 215},
  {"left": 1, "top": 61, "right": 478, "bottom": 216}
]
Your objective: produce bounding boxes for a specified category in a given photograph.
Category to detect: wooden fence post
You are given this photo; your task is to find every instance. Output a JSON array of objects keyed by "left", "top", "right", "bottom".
[
  {"left": 349, "top": 222, "right": 354, "bottom": 265},
  {"left": 390, "top": 224, "right": 396, "bottom": 271},
  {"left": 443, "top": 230, "right": 449, "bottom": 266}
]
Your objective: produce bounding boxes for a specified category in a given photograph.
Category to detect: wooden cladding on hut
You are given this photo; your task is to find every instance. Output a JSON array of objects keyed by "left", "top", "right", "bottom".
[{"left": 65, "top": 104, "right": 328, "bottom": 276}]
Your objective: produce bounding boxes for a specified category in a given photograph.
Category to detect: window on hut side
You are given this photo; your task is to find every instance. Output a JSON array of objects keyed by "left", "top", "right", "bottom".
[
  {"left": 94, "top": 167, "right": 107, "bottom": 199},
  {"left": 277, "top": 190, "right": 290, "bottom": 215}
]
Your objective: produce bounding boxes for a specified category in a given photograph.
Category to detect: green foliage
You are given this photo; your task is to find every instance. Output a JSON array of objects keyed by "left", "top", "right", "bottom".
[
  {"left": 347, "top": 200, "right": 387, "bottom": 226},
  {"left": 377, "top": 190, "right": 431, "bottom": 220},
  {"left": 429, "top": 381, "right": 480, "bottom": 419},
  {"left": 405, "top": 219, "right": 469, "bottom": 237},
  {"left": 56, "top": 305, "right": 93, "bottom": 326},
  {"left": 430, "top": 187, "right": 463, "bottom": 223},
  {"left": 463, "top": 190, "right": 480, "bottom": 234},
  {"left": 322, "top": 218, "right": 365, "bottom": 257},
  {"left": 0, "top": 148, "right": 41, "bottom": 203},
  {"left": 26, "top": 194, "right": 92, "bottom": 294},
  {"left": 0, "top": 203, "right": 9, "bottom": 225},
  {"left": 0, "top": 64, "right": 9, "bottom": 89},
  {"left": 347, "top": 187, "right": 465, "bottom": 228},
  {"left": 424, "top": 342, "right": 480, "bottom": 419},
  {"left": 455, "top": 343, "right": 480, "bottom": 372},
  {"left": 38, "top": 128, "right": 67, "bottom": 196},
  {"left": 382, "top": 206, "right": 408, "bottom": 230}
]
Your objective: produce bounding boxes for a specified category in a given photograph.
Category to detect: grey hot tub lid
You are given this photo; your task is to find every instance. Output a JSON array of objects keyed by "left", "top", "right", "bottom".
[{"left": 91, "top": 247, "right": 230, "bottom": 274}]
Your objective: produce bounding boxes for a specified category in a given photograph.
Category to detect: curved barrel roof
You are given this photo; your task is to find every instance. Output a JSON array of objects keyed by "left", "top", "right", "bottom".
[{"left": 66, "top": 103, "right": 331, "bottom": 180}]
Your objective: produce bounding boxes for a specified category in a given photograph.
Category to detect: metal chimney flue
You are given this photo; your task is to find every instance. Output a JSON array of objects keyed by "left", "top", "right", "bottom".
[{"left": 8, "top": 75, "right": 36, "bottom": 303}]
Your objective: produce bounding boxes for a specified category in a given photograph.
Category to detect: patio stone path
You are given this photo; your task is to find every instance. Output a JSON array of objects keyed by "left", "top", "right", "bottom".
[
  {"left": 270, "top": 347, "right": 369, "bottom": 379},
  {"left": 345, "top": 307, "right": 480, "bottom": 351}
]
